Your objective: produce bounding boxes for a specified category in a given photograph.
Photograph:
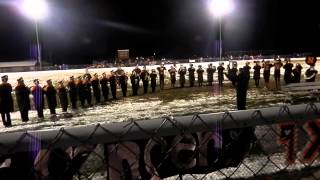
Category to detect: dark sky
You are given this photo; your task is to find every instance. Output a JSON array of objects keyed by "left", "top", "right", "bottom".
[{"left": 0, "top": 0, "right": 319, "bottom": 64}]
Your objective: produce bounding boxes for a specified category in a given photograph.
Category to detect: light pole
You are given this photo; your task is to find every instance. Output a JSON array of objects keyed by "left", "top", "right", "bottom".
[
  {"left": 19, "top": 0, "right": 49, "bottom": 70},
  {"left": 208, "top": 0, "right": 234, "bottom": 61}
]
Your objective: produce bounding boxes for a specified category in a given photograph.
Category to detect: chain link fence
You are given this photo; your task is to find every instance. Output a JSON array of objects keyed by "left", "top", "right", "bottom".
[{"left": 0, "top": 102, "right": 320, "bottom": 179}]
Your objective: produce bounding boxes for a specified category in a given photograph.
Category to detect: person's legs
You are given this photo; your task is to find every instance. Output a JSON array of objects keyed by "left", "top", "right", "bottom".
[{"left": 5, "top": 113, "right": 11, "bottom": 127}]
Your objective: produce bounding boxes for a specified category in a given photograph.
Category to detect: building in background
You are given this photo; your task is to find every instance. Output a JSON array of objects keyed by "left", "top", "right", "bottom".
[
  {"left": 0, "top": 60, "right": 37, "bottom": 73},
  {"left": 117, "top": 49, "right": 130, "bottom": 65}
]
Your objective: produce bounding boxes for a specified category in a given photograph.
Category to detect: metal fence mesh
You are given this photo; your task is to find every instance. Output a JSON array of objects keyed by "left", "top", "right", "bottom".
[{"left": 1, "top": 103, "right": 320, "bottom": 180}]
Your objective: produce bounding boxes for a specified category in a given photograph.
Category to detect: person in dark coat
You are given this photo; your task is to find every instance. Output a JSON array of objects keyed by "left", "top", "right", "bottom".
[
  {"left": 168, "top": 66, "right": 177, "bottom": 88},
  {"left": 57, "top": 81, "right": 68, "bottom": 112},
  {"left": 100, "top": 72, "right": 109, "bottom": 101},
  {"left": 243, "top": 62, "right": 251, "bottom": 82},
  {"left": 109, "top": 71, "right": 117, "bottom": 100},
  {"left": 91, "top": 73, "right": 101, "bottom": 104},
  {"left": 76, "top": 76, "right": 86, "bottom": 107},
  {"left": 133, "top": 65, "right": 141, "bottom": 91},
  {"left": 206, "top": 63, "right": 215, "bottom": 86},
  {"left": 217, "top": 63, "right": 225, "bottom": 87},
  {"left": 292, "top": 63, "right": 303, "bottom": 83},
  {"left": 236, "top": 68, "right": 250, "bottom": 110},
  {"left": 31, "top": 79, "right": 45, "bottom": 118},
  {"left": 178, "top": 65, "right": 186, "bottom": 88},
  {"left": 68, "top": 76, "right": 78, "bottom": 109},
  {"left": 140, "top": 66, "right": 149, "bottom": 94},
  {"left": 283, "top": 58, "right": 294, "bottom": 84},
  {"left": 188, "top": 64, "right": 196, "bottom": 87},
  {"left": 0, "top": 75, "right": 13, "bottom": 127},
  {"left": 15, "top": 77, "right": 30, "bottom": 122},
  {"left": 130, "top": 71, "right": 140, "bottom": 96},
  {"left": 197, "top": 65, "right": 204, "bottom": 87},
  {"left": 43, "top": 79, "right": 57, "bottom": 115},
  {"left": 274, "top": 59, "right": 283, "bottom": 90},
  {"left": 225, "top": 62, "right": 238, "bottom": 87},
  {"left": 83, "top": 76, "right": 92, "bottom": 106},
  {"left": 262, "top": 60, "right": 273, "bottom": 89},
  {"left": 157, "top": 64, "right": 166, "bottom": 90},
  {"left": 253, "top": 61, "right": 262, "bottom": 87},
  {"left": 150, "top": 69, "right": 157, "bottom": 93},
  {"left": 118, "top": 70, "right": 128, "bottom": 97}
]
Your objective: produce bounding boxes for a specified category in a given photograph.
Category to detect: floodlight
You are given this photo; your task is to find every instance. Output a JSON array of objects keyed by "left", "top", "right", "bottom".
[
  {"left": 20, "top": 0, "right": 48, "bottom": 20},
  {"left": 208, "top": 0, "right": 234, "bottom": 17}
]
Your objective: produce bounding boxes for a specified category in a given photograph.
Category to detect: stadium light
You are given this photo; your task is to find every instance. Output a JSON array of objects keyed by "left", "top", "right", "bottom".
[
  {"left": 208, "top": 0, "right": 234, "bottom": 61},
  {"left": 19, "top": 0, "right": 49, "bottom": 70},
  {"left": 20, "top": 0, "right": 48, "bottom": 20}
]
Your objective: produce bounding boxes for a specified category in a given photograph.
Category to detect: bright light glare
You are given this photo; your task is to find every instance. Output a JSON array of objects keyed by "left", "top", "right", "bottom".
[
  {"left": 208, "top": 0, "right": 234, "bottom": 17},
  {"left": 20, "top": 0, "right": 48, "bottom": 20}
]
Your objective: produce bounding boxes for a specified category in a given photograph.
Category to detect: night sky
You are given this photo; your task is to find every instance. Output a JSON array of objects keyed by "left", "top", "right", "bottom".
[{"left": 0, "top": 0, "right": 319, "bottom": 64}]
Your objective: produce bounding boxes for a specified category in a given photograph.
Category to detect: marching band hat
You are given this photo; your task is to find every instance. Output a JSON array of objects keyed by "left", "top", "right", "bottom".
[
  {"left": 1, "top": 75, "right": 8, "bottom": 79},
  {"left": 17, "top": 77, "right": 23, "bottom": 82}
]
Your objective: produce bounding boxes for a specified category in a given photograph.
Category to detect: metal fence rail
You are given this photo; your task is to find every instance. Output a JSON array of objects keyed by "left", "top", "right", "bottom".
[{"left": 0, "top": 102, "right": 320, "bottom": 179}]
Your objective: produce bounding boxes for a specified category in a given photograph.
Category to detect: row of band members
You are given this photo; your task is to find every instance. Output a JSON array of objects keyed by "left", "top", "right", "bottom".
[{"left": 0, "top": 59, "right": 309, "bottom": 127}]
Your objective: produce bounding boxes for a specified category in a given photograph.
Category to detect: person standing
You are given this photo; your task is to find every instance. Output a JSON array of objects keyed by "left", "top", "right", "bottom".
[
  {"left": 43, "top": 79, "right": 57, "bottom": 115},
  {"left": 225, "top": 62, "right": 238, "bottom": 87},
  {"left": 109, "top": 71, "right": 118, "bottom": 100},
  {"left": 157, "top": 64, "right": 166, "bottom": 90},
  {"left": 236, "top": 68, "right": 250, "bottom": 110},
  {"left": 0, "top": 75, "right": 13, "bottom": 127},
  {"left": 292, "top": 63, "right": 303, "bottom": 83},
  {"left": 188, "top": 64, "right": 196, "bottom": 87},
  {"left": 217, "top": 63, "right": 225, "bottom": 87},
  {"left": 68, "top": 76, "right": 78, "bottom": 109},
  {"left": 83, "top": 76, "right": 92, "bottom": 106},
  {"left": 283, "top": 58, "right": 294, "bottom": 84},
  {"left": 91, "top": 73, "right": 101, "bottom": 104},
  {"left": 100, "top": 72, "right": 109, "bottom": 101},
  {"left": 243, "top": 62, "right": 251, "bottom": 82},
  {"left": 206, "top": 63, "right": 215, "bottom": 86},
  {"left": 130, "top": 71, "right": 140, "bottom": 96},
  {"left": 31, "top": 79, "right": 45, "bottom": 118},
  {"left": 57, "top": 80, "right": 68, "bottom": 112},
  {"left": 178, "top": 65, "right": 186, "bottom": 88},
  {"left": 197, "top": 65, "right": 204, "bottom": 87},
  {"left": 140, "top": 66, "right": 149, "bottom": 94},
  {"left": 118, "top": 70, "right": 128, "bottom": 97},
  {"left": 274, "top": 58, "right": 283, "bottom": 89},
  {"left": 15, "top": 77, "right": 30, "bottom": 122},
  {"left": 262, "top": 60, "right": 273, "bottom": 89},
  {"left": 76, "top": 76, "right": 86, "bottom": 107},
  {"left": 168, "top": 66, "right": 177, "bottom": 88},
  {"left": 150, "top": 69, "right": 157, "bottom": 93},
  {"left": 253, "top": 61, "right": 262, "bottom": 87},
  {"left": 133, "top": 65, "right": 141, "bottom": 91}
]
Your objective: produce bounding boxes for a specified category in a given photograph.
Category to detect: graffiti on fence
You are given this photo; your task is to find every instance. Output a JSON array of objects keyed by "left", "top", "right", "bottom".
[
  {"left": 105, "top": 127, "right": 255, "bottom": 179},
  {"left": 278, "top": 119, "right": 320, "bottom": 164}
]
